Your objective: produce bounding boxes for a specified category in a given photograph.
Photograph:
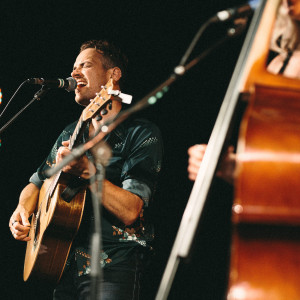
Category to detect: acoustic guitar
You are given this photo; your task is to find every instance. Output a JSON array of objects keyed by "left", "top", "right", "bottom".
[{"left": 23, "top": 78, "right": 115, "bottom": 285}]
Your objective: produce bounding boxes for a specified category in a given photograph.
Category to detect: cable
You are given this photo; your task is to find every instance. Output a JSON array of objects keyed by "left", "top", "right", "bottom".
[{"left": 0, "top": 79, "right": 28, "bottom": 119}]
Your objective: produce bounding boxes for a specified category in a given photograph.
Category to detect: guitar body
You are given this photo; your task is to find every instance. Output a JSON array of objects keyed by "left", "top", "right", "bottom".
[{"left": 24, "top": 172, "right": 86, "bottom": 285}]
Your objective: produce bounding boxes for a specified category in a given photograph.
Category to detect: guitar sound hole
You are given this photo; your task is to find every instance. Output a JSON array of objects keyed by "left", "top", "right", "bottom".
[
  {"left": 33, "top": 214, "right": 40, "bottom": 248},
  {"left": 46, "top": 195, "right": 51, "bottom": 212}
]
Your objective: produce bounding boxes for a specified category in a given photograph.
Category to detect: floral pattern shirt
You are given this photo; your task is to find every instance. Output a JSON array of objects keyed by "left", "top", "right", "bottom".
[{"left": 29, "top": 117, "right": 163, "bottom": 276}]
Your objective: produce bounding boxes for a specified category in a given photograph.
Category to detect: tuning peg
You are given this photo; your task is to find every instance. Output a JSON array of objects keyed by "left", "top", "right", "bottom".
[
  {"left": 101, "top": 108, "right": 108, "bottom": 115},
  {"left": 95, "top": 115, "right": 102, "bottom": 121},
  {"left": 108, "top": 101, "right": 112, "bottom": 110}
]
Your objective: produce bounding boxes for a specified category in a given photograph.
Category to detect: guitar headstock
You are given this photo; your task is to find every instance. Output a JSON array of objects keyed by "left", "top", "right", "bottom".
[{"left": 82, "top": 78, "right": 114, "bottom": 122}]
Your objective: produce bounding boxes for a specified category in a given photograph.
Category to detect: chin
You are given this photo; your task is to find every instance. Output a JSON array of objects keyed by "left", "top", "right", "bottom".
[{"left": 75, "top": 97, "right": 90, "bottom": 107}]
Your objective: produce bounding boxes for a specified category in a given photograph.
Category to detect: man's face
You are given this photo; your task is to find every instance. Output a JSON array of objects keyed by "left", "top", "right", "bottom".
[
  {"left": 284, "top": 0, "right": 300, "bottom": 20},
  {"left": 71, "top": 48, "right": 111, "bottom": 106}
]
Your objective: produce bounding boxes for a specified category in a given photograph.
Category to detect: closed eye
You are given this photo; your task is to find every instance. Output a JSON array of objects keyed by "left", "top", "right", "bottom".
[{"left": 73, "top": 61, "right": 92, "bottom": 71}]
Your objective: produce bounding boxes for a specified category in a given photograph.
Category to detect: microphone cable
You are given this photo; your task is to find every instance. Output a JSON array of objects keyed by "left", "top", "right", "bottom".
[{"left": 0, "top": 79, "right": 28, "bottom": 120}]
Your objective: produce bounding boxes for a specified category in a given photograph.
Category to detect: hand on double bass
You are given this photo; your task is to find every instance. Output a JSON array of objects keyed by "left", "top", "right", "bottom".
[{"left": 187, "top": 144, "right": 236, "bottom": 184}]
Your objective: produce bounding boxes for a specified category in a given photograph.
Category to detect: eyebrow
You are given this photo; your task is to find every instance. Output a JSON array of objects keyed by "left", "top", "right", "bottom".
[{"left": 73, "top": 59, "right": 93, "bottom": 70}]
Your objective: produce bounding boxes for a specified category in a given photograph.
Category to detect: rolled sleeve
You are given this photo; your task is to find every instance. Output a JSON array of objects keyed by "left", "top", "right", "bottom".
[
  {"left": 122, "top": 178, "right": 151, "bottom": 207},
  {"left": 29, "top": 172, "right": 44, "bottom": 188}
]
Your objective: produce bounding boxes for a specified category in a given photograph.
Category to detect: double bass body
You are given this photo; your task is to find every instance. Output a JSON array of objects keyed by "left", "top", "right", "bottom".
[
  {"left": 228, "top": 1, "right": 300, "bottom": 299},
  {"left": 228, "top": 84, "right": 300, "bottom": 300}
]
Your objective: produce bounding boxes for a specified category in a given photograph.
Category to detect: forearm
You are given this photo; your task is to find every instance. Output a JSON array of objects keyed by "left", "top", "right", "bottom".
[
  {"left": 100, "top": 179, "right": 144, "bottom": 226},
  {"left": 10, "top": 183, "right": 40, "bottom": 241},
  {"left": 18, "top": 182, "right": 40, "bottom": 215}
]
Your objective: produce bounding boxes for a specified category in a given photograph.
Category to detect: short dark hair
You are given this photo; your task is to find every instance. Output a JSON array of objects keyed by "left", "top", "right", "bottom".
[{"left": 80, "top": 40, "right": 128, "bottom": 77}]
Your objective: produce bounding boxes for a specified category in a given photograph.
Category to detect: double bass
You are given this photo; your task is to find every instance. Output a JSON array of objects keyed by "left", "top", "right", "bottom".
[
  {"left": 228, "top": 0, "right": 300, "bottom": 299},
  {"left": 156, "top": 1, "right": 300, "bottom": 299}
]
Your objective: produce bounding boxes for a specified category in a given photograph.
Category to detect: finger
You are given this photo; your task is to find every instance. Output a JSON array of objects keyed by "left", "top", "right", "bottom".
[
  {"left": 10, "top": 219, "right": 18, "bottom": 227},
  {"left": 58, "top": 147, "right": 67, "bottom": 155},
  {"left": 14, "top": 223, "right": 30, "bottom": 234},
  {"left": 56, "top": 147, "right": 69, "bottom": 165},
  {"left": 188, "top": 144, "right": 206, "bottom": 158},
  {"left": 61, "top": 148, "right": 71, "bottom": 158},
  {"left": 16, "top": 230, "right": 31, "bottom": 240},
  {"left": 58, "top": 145, "right": 70, "bottom": 155},
  {"left": 188, "top": 145, "right": 199, "bottom": 155},
  {"left": 13, "top": 231, "right": 31, "bottom": 241},
  {"left": 188, "top": 157, "right": 202, "bottom": 168},
  {"left": 188, "top": 172, "right": 197, "bottom": 181},
  {"left": 188, "top": 165, "right": 199, "bottom": 175},
  {"left": 12, "top": 226, "right": 30, "bottom": 240},
  {"left": 17, "top": 236, "right": 31, "bottom": 242},
  {"left": 56, "top": 148, "right": 63, "bottom": 161},
  {"left": 62, "top": 140, "right": 70, "bottom": 147},
  {"left": 62, "top": 165, "right": 73, "bottom": 174},
  {"left": 20, "top": 212, "right": 31, "bottom": 227}
]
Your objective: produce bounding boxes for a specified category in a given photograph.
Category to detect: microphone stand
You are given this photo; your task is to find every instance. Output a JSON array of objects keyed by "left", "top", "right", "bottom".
[
  {"left": 0, "top": 85, "right": 50, "bottom": 135},
  {"left": 89, "top": 162, "right": 104, "bottom": 300},
  {"left": 89, "top": 142, "right": 111, "bottom": 300}
]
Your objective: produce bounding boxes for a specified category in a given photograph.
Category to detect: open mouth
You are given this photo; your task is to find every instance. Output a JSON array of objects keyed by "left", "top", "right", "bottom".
[{"left": 76, "top": 81, "right": 87, "bottom": 88}]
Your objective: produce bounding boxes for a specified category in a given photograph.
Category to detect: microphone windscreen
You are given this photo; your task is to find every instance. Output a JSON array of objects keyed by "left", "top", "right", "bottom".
[{"left": 66, "top": 77, "right": 77, "bottom": 92}]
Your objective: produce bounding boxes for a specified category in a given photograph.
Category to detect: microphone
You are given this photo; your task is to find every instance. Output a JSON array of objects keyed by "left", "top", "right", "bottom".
[
  {"left": 215, "top": 0, "right": 260, "bottom": 22},
  {"left": 27, "top": 77, "right": 77, "bottom": 92}
]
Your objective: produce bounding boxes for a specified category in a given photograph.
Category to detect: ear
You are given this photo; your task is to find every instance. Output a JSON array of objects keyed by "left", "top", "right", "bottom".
[{"left": 111, "top": 67, "right": 122, "bottom": 83}]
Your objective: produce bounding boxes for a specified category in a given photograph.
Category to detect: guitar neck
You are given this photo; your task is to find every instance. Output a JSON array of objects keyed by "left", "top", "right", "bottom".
[{"left": 69, "top": 115, "right": 89, "bottom": 150}]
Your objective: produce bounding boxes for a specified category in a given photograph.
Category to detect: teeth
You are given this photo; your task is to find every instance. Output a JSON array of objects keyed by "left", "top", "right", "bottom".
[{"left": 77, "top": 81, "right": 87, "bottom": 86}]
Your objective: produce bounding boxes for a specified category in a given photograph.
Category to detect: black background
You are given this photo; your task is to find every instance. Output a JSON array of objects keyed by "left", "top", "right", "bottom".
[{"left": 0, "top": 1, "right": 248, "bottom": 299}]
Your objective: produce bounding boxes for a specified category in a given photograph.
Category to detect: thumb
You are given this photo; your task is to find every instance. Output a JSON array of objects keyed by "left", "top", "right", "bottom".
[{"left": 20, "top": 211, "right": 31, "bottom": 227}]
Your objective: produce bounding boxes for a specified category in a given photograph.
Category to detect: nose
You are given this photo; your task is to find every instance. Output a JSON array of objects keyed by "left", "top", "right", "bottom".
[{"left": 71, "top": 67, "right": 82, "bottom": 78}]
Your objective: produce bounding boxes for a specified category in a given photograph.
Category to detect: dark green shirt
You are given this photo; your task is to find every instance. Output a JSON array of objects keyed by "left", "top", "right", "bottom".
[{"left": 29, "top": 117, "right": 163, "bottom": 276}]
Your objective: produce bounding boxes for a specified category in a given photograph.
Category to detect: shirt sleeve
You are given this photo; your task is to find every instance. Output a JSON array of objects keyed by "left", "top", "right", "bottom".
[
  {"left": 29, "top": 172, "right": 44, "bottom": 188},
  {"left": 120, "top": 121, "right": 163, "bottom": 207}
]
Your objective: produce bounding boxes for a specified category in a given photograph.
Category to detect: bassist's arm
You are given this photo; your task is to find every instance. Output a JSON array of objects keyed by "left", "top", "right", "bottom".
[{"left": 9, "top": 183, "right": 40, "bottom": 241}]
